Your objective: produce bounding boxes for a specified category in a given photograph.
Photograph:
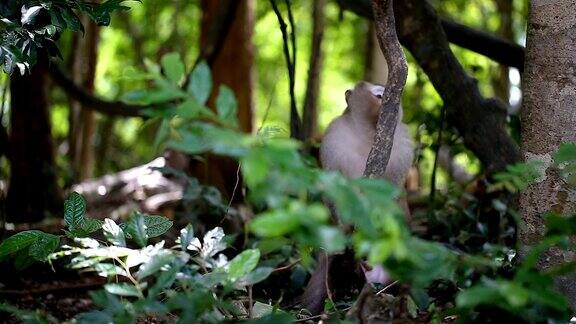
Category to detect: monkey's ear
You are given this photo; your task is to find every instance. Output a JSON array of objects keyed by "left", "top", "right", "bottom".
[{"left": 345, "top": 89, "right": 352, "bottom": 103}]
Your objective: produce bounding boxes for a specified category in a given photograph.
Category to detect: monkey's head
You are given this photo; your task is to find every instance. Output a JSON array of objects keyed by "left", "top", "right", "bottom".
[{"left": 345, "top": 81, "right": 384, "bottom": 122}]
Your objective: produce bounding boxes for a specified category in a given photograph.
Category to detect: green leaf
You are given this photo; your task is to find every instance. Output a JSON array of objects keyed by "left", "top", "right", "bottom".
[
  {"left": 14, "top": 247, "right": 36, "bottom": 270},
  {"left": 161, "top": 52, "right": 185, "bottom": 85},
  {"left": 102, "top": 218, "right": 126, "bottom": 247},
  {"left": 227, "top": 249, "right": 260, "bottom": 281},
  {"left": 28, "top": 233, "right": 60, "bottom": 261},
  {"left": 234, "top": 267, "right": 273, "bottom": 288},
  {"left": 175, "top": 100, "right": 203, "bottom": 119},
  {"left": 456, "top": 284, "right": 500, "bottom": 309},
  {"left": 126, "top": 213, "right": 149, "bottom": 247},
  {"left": 187, "top": 61, "right": 212, "bottom": 105},
  {"left": 104, "top": 283, "right": 143, "bottom": 298},
  {"left": 250, "top": 210, "right": 300, "bottom": 237},
  {"left": 142, "top": 214, "right": 173, "bottom": 238},
  {"left": 148, "top": 261, "right": 182, "bottom": 297},
  {"left": 0, "top": 230, "right": 43, "bottom": 261},
  {"left": 64, "top": 192, "right": 86, "bottom": 231},
  {"left": 81, "top": 218, "right": 104, "bottom": 234},
  {"left": 215, "top": 85, "right": 238, "bottom": 125}
]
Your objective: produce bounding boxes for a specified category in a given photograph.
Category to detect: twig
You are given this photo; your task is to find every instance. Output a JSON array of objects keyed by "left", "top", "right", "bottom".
[
  {"left": 375, "top": 280, "right": 398, "bottom": 295},
  {"left": 272, "top": 259, "right": 301, "bottom": 272}
]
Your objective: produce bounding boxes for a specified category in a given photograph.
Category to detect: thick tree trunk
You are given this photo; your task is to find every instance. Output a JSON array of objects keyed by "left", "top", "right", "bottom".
[
  {"left": 520, "top": 0, "right": 576, "bottom": 309},
  {"left": 6, "top": 56, "right": 61, "bottom": 223},
  {"left": 70, "top": 17, "right": 100, "bottom": 181},
  {"left": 302, "top": 0, "right": 326, "bottom": 140}
]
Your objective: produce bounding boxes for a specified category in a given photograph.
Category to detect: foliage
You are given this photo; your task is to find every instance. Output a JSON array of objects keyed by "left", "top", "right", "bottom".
[
  {"left": 121, "top": 54, "right": 576, "bottom": 322},
  {"left": 48, "top": 222, "right": 278, "bottom": 322},
  {"left": 0, "top": 0, "right": 134, "bottom": 74},
  {"left": 2, "top": 52, "right": 576, "bottom": 321}
]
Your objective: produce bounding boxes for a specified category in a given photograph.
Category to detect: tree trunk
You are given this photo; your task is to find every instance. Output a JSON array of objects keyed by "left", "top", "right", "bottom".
[
  {"left": 6, "top": 55, "right": 61, "bottom": 223},
  {"left": 201, "top": 0, "right": 254, "bottom": 133},
  {"left": 193, "top": 0, "right": 254, "bottom": 199},
  {"left": 302, "top": 0, "right": 326, "bottom": 140},
  {"left": 520, "top": 0, "right": 576, "bottom": 308},
  {"left": 364, "top": 25, "right": 389, "bottom": 85},
  {"left": 70, "top": 16, "right": 100, "bottom": 181}
]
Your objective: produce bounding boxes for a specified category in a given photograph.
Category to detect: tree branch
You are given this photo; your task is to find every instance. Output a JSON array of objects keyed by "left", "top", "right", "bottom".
[
  {"left": 364, "top": 0, "right": 407, "bottom": 178},
  {"left": 270, "top": 0, "right": 303, "bottom": 140},
  {"left": 337, "top": 0, "right": 525, "bottom": 71},
  {"left": 48, "top": 64, "right": 147, "bottom": 117},
  {"left": 394, "top": 0, "right": 520, "bottom": 173}
]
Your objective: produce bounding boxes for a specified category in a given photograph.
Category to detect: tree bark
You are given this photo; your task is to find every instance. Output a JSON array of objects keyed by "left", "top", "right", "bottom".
[
  {"left": 302, "top": 0, "right": 326, "bottom": 140},
  {"left": 201, "top": 0, "right": 254, "bottom": 133},
  {"left": 520, "top": 0, "right": 576, "bottom": 309},
  {"left": 6, "top": 55, "right": 61, "bottom": 222},
  {"left": 194, "top": 0, "right": 254, "bottom": 199},
  {"left": 364, "top": 0, "right": 407, "bottom": 178},
  {"left": 70, "top": 16, "right": 100, "bottom": 181}
]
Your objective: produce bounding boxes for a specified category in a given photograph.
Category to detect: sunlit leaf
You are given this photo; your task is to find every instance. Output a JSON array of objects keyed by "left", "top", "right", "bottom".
[
  {"left": 135, "top": 250, "right": 175, "bottom": 279},
  {"left": 161, "top": 52, "right": 185, "bottom": 84},
  {"left": 102, "top": 218, "right": 126, "bottom": 247},
  {"left": 179, "top": 224, "right": 195, "bottom": 251},
  {"left": 104, "top": 283, "right": 144, "bottom": 298},
  {"left": 227, "top": 249, "right": 260, "bottom": 281},
  {"left": 126, "top": 213, "right": 149, "bottom": 247}
]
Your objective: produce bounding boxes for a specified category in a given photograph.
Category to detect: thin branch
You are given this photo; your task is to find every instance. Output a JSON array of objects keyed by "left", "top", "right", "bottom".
[{"left": 270, "top": 0, "right": 302, "bottom": 140}]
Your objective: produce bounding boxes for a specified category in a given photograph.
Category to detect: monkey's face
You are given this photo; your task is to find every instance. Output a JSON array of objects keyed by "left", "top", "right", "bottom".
[{"left": 345, "top": 82, "right": 384, "bottom": 121}]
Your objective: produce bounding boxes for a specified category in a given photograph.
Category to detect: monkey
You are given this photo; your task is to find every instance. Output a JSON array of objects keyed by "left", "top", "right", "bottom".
[
  {"left": 320, "top": 81, "right": 414, "bottom": 186},
  {"left": 301, "top": 81, "right": 414, "bottom": 314}
]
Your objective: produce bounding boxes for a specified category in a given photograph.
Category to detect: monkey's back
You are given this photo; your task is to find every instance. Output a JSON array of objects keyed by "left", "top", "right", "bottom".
[{"left": 320, "top": 113, "right": 414, "bottom": 185}]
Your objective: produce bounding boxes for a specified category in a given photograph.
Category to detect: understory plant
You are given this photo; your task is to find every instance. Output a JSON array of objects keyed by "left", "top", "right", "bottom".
[{"left": 0, "top": 52, "right": 575, "bottom": 322}]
